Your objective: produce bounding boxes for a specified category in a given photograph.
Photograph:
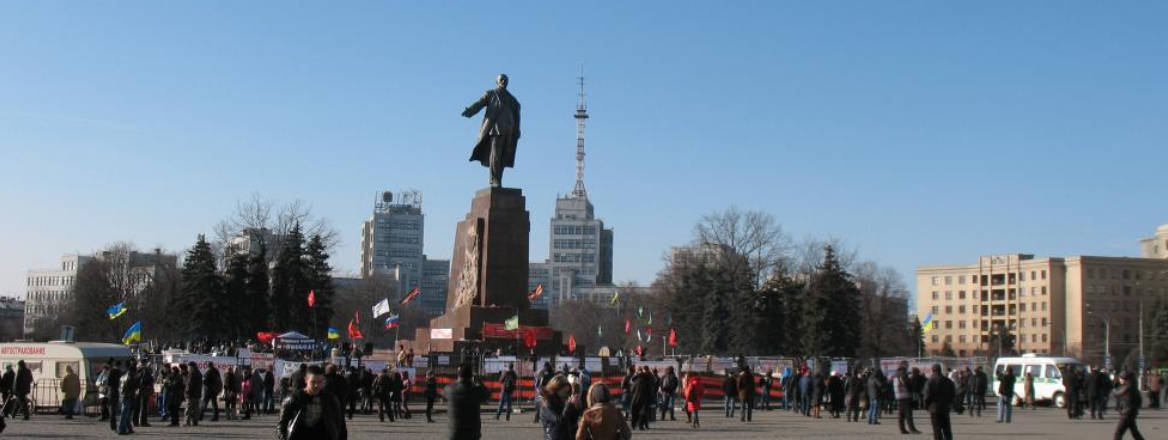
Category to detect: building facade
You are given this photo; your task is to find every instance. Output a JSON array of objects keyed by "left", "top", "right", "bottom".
[
  {"left": 0, "top": 297, "right": 26, "bottom": 342},
  {"left": 359, "top": 190, "right": 449, "bottom": 315},
  {"left": 917, "top": 245, "right": 1168, "bottom": 366},
  {"left": 24, "top": 251, "right": 175, "bottom": 337}
]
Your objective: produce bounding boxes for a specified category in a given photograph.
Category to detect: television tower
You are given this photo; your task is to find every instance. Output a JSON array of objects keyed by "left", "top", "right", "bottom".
[{"left": 571, "top": 70, "right": 589, "bottom": 199}]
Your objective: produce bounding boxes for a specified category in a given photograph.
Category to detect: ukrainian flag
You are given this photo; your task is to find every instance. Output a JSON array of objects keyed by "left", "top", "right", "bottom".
[
  {"left": 106, "top": 302, "right": 127, "bottom": 320},
  {"left": 121, "top": 321, "right": 141, "bottom": 345},
  {"left": 921, "top": 311, "right": 936, "bottom": 333},
  {"left": 327, "top": 327, "right": 340, "bottom": 340}
]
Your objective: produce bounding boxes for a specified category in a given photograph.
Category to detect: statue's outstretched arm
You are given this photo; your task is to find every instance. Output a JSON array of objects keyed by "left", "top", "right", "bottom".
[{"left": 462, "top": 92, "right": 490, "bottom": 118}]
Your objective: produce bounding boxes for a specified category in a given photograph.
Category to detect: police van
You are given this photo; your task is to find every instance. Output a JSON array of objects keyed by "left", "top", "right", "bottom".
[
  {"left": 0, "top": 341, "right": 132, "bottom": 410},
  {"left": 991, "top": 354, "right": 1083, "bottom": 408}
]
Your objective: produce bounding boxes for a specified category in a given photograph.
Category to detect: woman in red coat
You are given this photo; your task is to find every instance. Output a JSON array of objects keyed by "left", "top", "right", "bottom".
[{"left": 683, "top": 374, "right": 705, "bottom": 429}]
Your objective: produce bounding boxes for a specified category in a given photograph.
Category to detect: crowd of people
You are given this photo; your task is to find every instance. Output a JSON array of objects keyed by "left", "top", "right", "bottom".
[{"left": 0, "top": 355, "right": 1163, "bottom": 440}]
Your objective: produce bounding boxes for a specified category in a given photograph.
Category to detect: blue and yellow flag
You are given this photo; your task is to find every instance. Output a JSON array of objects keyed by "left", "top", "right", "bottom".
[
  {"left": 327, "top": 327, "right": 340, "bottom": 340},
  {"left": 121, "top": 321, "right": 141, "bottom": 345},
  {"left": 921, "top": 312, "right": 936, "bottom": 333},
  {"left": 106, "top": 302, "right": 127, "bottom": 320}
]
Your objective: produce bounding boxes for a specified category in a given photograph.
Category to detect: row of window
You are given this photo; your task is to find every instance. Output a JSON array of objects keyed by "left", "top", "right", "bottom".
[
  {"left": 930, "top": 301, "right": 1049, "bottom": 316},
  {"left": 930, "top": 286, "right": 1047, "bottom": 301},
  {"left": 929, "top": 317, "right": 1048, "bottom": 331},
  {"left": 553, "top": 239, "right": 597, "bottom": 250},
  {"left": 28, "top": 275, "right": 75, "bottom": 287},
  {"left": 931, "top": 270, "right": 1048, "bottom": 286},
  {"left": 1086, "top": 267, "right": 1168, "bottom": 281},
  {"left": 552, "top": 253, "right": 596, "bottom": 263},
  {"left": 932, "top": 333, "right": 1048, "bottom": 344},
  {"left": 553, "top": 225, "right": 598, "bottom": 236}
]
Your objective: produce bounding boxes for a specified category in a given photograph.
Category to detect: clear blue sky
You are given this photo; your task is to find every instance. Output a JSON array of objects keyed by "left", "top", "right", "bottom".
[{"left": 2, "top": 2, "right": 1166, "bottom": 300}]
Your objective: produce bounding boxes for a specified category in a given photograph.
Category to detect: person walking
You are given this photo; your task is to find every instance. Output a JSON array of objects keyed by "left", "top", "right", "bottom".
[
  {"left": 1112, "top": 371, "right": 1144, "bottom": 440},
  {"left": 844, "top": 371, "right": 862, "bottom": 422},
  {"left": 971, "top": 366, "right": 987, "bottom": 417},
  {"left": 164, "top": 366, "right": 184, "bottom": 427},
  {"left": 497, "top": 363, "right": 518, "bottom": 421},
  {"left": 539, "top": 375, "right": 573, "bottom": 440},
  {"left": 894, "top": 365, "right": 921, "bottom": 434},
  {"left": 445, "top": 364, "right": 490, "bottom": 440},
  {"left": 952, "top": 369, "right": 966, "bottom": 415},
  {"left": 683, "top": 372, "right": 704, "bottom": 428},
  {"left": 759, "top": 369, "right": 773, "bottom": 411},
  {"left": 263, "top": 368, "right": 277, "bottom": 414},
  {"left": 630, "top": 366, "right": 655, "bottom": 430},
  {"left": 1088, "top": 367, "right": 1104, "bottom": 419},
  {"left": 223, "top": 366, "right": 239, "bottom": 421},
  {"left": 737, "top": 366, "right": 757, "bottom": 422},
  {"left": 923, "top": 364, "right": 955, "bottom": 440},
  {"left": 60, "top": 365, "right": 81, "bottom": 420},
  {"left": 105, "top": 361, "right": 123, "bottom": 429},
  {"left": 576, "top": 383, "right": 632, "bottom": 440},
  {"left": 424, "top": 370, "right": 439, "bottom": 423},
  {"left": 372, "top": 369, "right": 393, "bottom": 422},
  {"left": 117, "top": 361, "right": 140, "bottom": 435},
  {"left": 0, "top": 364, "right": 13, "bottom": 415},
  {"left": 201, "top": 363, "right": 222, "bottom": 422},
  {"left": 136, "top": 364, "right": 154, "bottom": 426},
  {"left": 276, "top": 365, "right": 348, "bottom": 440},
  {"left": 827, "top": 371, "right": 844, "bottom": 419},
  {"left": 810, "top": 369, "right": 825, "bottom": 419},
  {"left": 781, "top": 367, "right": 795, "bottom": 411},
  {"left": 1147, "top": 370, "right": 1161, "bottom": 410},
  {"left": 866, "top": 368, "right": 883, "bottom": 425},
  {"left": 343, "top": 367, "right": 359, "bottom": 420},
  {"left": 1063, "top": 367, "right": 1081, "bottom": 419},
  {"left": 721, "top": 370, "right": 738, "bottom": 418},
  {"left": 996, "top": 366, "right": 1016, "bottom": 423},
  {"left": 1023, "top": 371, "right": 1036, "bottom": 410},
  {"left": 184, "top": 362, "right": 203, "bottom": 426},
  {"left": 659, "top": 366, "right": 678, "bottom": 421}
]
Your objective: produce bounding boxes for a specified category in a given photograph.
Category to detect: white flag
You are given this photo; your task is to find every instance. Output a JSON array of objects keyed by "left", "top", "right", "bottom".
[{"left": 371, "top": 298, "right": 391, "bottom": 318}]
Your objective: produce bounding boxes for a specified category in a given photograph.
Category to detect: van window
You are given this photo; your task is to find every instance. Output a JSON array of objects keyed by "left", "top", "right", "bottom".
[
  {"left": 1024, "top": 365, "right": 1040, "bottom": 378},
  {"left": 1046, "top": 365, "right": 1061, "bottom": 379},
  {"left": 57, "top": 361, "right": 80, "bottom": 379},
  {"left": 24, "top": 361, "right": 44, "bottom": 375}
]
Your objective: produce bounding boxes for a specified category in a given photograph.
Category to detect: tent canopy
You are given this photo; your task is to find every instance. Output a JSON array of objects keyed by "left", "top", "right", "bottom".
[{"left": 277, "top": 331, "right": 311, "bottom": 340}]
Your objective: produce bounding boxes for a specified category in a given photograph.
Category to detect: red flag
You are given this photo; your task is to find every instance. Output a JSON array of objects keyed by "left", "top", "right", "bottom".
[
  {"left": 568, "top": 334, "right": 577, "bottom": 353},
  {"left": 645, "top": 327, "right": 652, "bottom": 341},
  {"left": 668, "top": 328, "right": 678, "bottom": 347},
  {"left": 307, "top": 290, "right": 316, "bottom": 308},
  {"left": 527, "top": 284, "right": 544, "bottom": 301},
  {"left": 256, "top": 331, "right": 278, "bottom": 344},
  {"left": 523, "top": 328, "right": 537, "bottom": 348},
  {"left": 635, "top": 345, "right": 644, "bottom": 356},
  {"left": 400, "top": 286, "right": 421, "bottom": 305},
  {"left": 347, "top": 319, "right": 363, "bottom": 339},
  {"left": 624, "top": 319, "right": 631, "bottom": 334}
]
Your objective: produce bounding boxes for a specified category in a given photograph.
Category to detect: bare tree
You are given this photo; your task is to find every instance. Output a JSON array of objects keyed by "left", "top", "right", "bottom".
[
  {"left": 693, "top": 207, "right": 792, "bottom": 286},
  {"left": 853, "top": 261, "right": 914, "bottom": 358},
  {"left": 791, "top": 236, "right": 858, "bottom": 280},
  {"left": 213, "top": 193, "right": 340, "bottom": 263}
]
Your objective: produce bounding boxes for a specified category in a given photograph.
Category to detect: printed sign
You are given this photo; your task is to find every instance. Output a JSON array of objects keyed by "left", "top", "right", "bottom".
[{"left": 430, "top": 328, "right": 453, "bottom": 340}]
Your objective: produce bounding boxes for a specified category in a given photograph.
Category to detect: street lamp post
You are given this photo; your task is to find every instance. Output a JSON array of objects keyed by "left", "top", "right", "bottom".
[{"left": 1087, "top": 305, "right": 1111, "bottom": 371}]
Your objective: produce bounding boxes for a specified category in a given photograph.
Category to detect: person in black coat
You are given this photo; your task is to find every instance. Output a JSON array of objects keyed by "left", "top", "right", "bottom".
[
  {"left": 1111, "top": 372, "right": 1144, "bottom": 440},
  {"left": 827, "top": 372, "right": 844, "bottom": 419},
  {"left": 0, "top": 365, "right": 14, "bottom": 416},
  {"left": 184, "top": 362, "right": 203, "bottom": 426},
  {"left": 445, "top": 364, "right": 490, "bottom": 440},
  {"left": 844, "top": 371, "right": 863, "bottom": 422},
  {"left": 107, "top": 361, "right": 123, "bottom": 430},
  {"left": 13, "top": 360, "right": 34, "bottom": 421},
  {"left": 970, "top": 366, "right": 988, "bottom": 417},
  {"left": 136, "top": 364, "right": 154, "bottom": 427},
  {"left": 810, "top": 370, "right": 825, "bottom": 419},
  {"left": 923, "top": 364, "right": 955, "bottom": 440},
  {"left": 277, "top": 365, "right": 348, "bottom": 440},
  {"left": 722, "top": 370, "right": 738, "bottom": 418},
  {"left": 630, "top": 367, "right": 656, "bottom": 430},
  {"left": 200, "top": 364, "right": 221, "bottom": 422},
  {"left": 1087, "top": 367, "right": 1103, "bottom": 419},
  {"left": 1063, "top": 367, "right": 1081, "bottom": 419}
]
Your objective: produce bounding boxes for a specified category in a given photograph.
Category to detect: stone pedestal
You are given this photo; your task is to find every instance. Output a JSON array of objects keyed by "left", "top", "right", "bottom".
[{"left": 416, "top": 187, "right": 559, "bottom": 353}]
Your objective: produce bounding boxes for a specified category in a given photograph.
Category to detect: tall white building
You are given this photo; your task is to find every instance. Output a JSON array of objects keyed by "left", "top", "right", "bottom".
[
  {"left": 536, "top": 75, "right": 615, "bottom": 307},
  {"left": 1139, "top": 223, "right": 1168, "bottom": 259},
  {"left": 360, "top": 190, "right": 448, "bottom": 315}
]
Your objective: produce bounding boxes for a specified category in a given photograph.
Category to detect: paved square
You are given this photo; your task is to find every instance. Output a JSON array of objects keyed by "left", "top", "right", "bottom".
[{"left": 3, "top": 406, "right": 1165, "bottom": 439}]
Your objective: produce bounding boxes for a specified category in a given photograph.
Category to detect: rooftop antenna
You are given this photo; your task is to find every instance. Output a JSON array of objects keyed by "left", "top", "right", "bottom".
[{"left": 572, "top": 66, "right": 589, "bottom": 199}]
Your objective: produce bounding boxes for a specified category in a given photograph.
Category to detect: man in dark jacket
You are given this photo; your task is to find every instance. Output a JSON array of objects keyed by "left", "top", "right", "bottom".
[
  {"left": 923, "top": 364, "right": 955, "bottom": 440},
  {"left": 184, "top": 362, "right": 203, "bottom": 426},
  {"left": 866, "top": 369, "right": 884, "bottom": 424},
  {"left": 996, "top": 366, "right": 1016, "bottom": 423},
  {"left": 14, "top": 360, "right": 34, "bottom": 421},
  {"left": 164, "top": 366, "right": 184, "bottom": 426},
  {"left": 1087, "top": 367, "right": 1103, "bottom": 419},
  {"left": 1112, "top": 372, "right": 1144, "bottom": 440},
  {"left": 344, "top": 367, "right": 360, "bottom": 420},
  {"left": 372, "top": 369, "right": 394, "bottom": 422},
  {"left": 659, "top": 366, "right": 679, "bottom": 420},
  {"left": 0, "top": 365, "right": 14, "bottom": 415},
  {"left": 619, "top": 366, "right": 636, "bottom": 419},
  {"left": 136, "top": 363, "right": 154, "bottom": 427},
  {"left": 118, "top": 362, "right": 140, "bottom": 434},
  {"left": 201, "top": 363, "right": 221, "bottom": 422},
  {"left": 445, "top": 364, "right": 489, "bottom": 440},
  {"left": 1063, "top": 367, "right": 1081, "bottom": 419},
  {"left": 496, "top": 363, "right": 517, "bottom": 421},
  {"left": 971, "top": 366, "right": 988, "bottom": 417},
  {"left": 738, "top": 366, "right": 757, "bottom": 422},
  {"left": 630, "top": 367, "right": 656, "bottom": 430},
  {"left": 758, "top": 369, "right": 773, "bottom": 411},
  {"left": 264, "top": 369, "right": 277, "bottom": 414},
  {"left": 107, "top": 361, "right": 123, "bottom": 430},
  {"left": 277, "top": 365, "right": 348, "bottom": 440}
]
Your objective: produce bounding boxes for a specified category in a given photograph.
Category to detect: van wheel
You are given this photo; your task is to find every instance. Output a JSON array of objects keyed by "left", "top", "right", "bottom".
[{"left": 1053, "top": 392, "right": 1065, "bottom": 409}]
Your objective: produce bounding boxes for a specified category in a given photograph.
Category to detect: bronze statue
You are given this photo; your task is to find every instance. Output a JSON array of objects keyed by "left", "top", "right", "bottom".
[{"left": 462, "top": 74, "right": 521, "bottom": 187}]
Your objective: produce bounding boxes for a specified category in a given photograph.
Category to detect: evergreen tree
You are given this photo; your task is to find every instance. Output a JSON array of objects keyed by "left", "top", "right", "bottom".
[
  {"left": 223, "top": 249, "right": 250, "bottom": 340},
  {"left": 244, "top": 239, "right": 272, "bottom": 335},
  {"left": 755, "top": 274, "right": 805, "bottom": 356},
  {"left": 1147, "top": 299, "right": 1168, "bottom": 367},
  {"left": 725, "top": 259, "right": 759, "bottom": 354},
  {"left": 270, "top": 223, "right": 306, "bottom": 332},
  {"left": 304, "top": 234, "right": 335, "bottom": 339},
  {"left": 801, "top": 246, "right": 862, "bottom": 357},
  {"left": 178, "top": 234, "right": 223, "bottom": 339}
]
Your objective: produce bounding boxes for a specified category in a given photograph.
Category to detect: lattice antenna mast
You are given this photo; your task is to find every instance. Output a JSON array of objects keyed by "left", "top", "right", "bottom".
[{"left": 571, "top": 70, "right": 589, "bottom": 199}]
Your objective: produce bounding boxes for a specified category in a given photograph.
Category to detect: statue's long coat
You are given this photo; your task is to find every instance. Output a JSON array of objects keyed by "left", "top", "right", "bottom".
[{"left": 464, "top": 88, "right": 521, "bottom": 168}]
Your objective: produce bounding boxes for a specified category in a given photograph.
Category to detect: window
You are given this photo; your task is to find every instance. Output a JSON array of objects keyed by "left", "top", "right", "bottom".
[
  {"left": 932, "top": 276, "right": 939, "bottom": 286},
  {"left": 945, "top": 291, "right": 952, "bottom": 300},
  {"left": 958, "top": 305, "right": 966, "bottom": 314},
  {"left": 959, "top": 291, "right": 966, "bottom": 300},
  {"left": 958, "top": 276, "right": 966, "bottom": 284},
  {"left": 1041, "top": 302, "right": 1047, "bottom": 311},
  {"left": 1046, "top": 365, "right": 1061, "bottom": 379},
  {"left": 1031, "top": 318, "right": 1037, "bottom": 327},
  {"left": 1087, "top": 268, "right": 1095, "bottom": 279},
  {"left": 932, "top": 291, "right": 939, "bottom": 300},
  {"left": 959, "top": 335, "right": 967, "bottom": 343},
  {"left": 932, "top": 335, "right": 939, "bottom": 343},
  {"left": 1041, "top": 286, "right": 1047, "bottom": 295},
  {"left": 1041, "top": 317, "right": 1048, "bottom": 327},
  {"left": 1031, "top": 271, "right": 1036, "bottom": 280},
  {"left": 1020, "top": 303, "right": 1026, "bottom": 312},
  {"left": 1042, "top": 334, "right": 1048, "bottom": 342},
  {"left": 945, "top": 320, "right": 952, "bottom": 329},
  {"left": 932, "top": 306, "right": 940, "bottom": 315},
  {"left": 945, "top": 306, "right": 952, "bottom": 314},
  {"left": 945, "top": 276, "right": 952, "bottom": 285},
  {"left": 1032, "top": 334, "right": 1037, "bottom": 343},
  {"left": 1020, "top": 272, "right": 1026, "bottom": 282}
]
